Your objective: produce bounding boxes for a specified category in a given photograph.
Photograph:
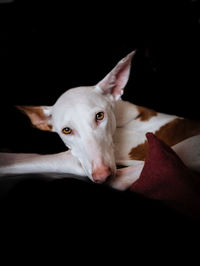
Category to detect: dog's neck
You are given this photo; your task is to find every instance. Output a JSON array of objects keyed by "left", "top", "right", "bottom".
[
  {"left": 114, "top": 100, "right": 140, "bottom": 128},
  {"left": 114, "top": 99, "right": 165, "bottom": 128}
]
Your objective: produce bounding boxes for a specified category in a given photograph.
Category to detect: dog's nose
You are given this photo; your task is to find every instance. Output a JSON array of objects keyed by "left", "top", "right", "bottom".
[{"left": 92, "top": 166, "right": 112, "bottom": 184}]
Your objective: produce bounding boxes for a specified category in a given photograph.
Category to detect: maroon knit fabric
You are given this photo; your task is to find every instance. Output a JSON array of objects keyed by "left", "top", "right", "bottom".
[{"left": 130, "top": 133, "right": 200, "bottom": 219}]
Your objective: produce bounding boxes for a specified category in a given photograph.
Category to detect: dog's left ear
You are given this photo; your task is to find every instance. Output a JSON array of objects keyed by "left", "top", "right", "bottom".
[
  {"left": 96, "top": 50, "right": 136, "bottom": 100},
  {"left": 16, "top": 105, "right": 53, "bottom": 131}
]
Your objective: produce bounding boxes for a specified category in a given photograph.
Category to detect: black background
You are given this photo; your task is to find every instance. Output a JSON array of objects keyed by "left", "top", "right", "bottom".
[{"left": 0, "top": 0, "right": 200, "bottom": 251}]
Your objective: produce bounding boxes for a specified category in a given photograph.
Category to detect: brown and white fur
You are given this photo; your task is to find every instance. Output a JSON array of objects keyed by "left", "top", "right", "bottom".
[{"left": 0, "top": 51, "right": 200, "bottom": 190}]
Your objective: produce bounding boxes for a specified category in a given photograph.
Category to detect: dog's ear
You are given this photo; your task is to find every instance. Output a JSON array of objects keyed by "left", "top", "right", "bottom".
[
  {"left": 96, "top": 50, "right": 136, "bottom": 100},
  {"left": 16, "top": 105, "right": 53, "bottom": 131}
]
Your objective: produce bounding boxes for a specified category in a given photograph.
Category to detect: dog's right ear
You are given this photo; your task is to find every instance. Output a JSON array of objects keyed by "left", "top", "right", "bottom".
[{"left": 16, "top": 105, "right": 53, "bottom": 131}]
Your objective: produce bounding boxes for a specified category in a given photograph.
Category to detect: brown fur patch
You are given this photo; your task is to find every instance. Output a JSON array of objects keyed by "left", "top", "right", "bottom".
[
  {"left": 16, "top": 105, "right": 52, "bottom": 131},
  {"left": 129, "top": 118, "right": 200, "bottom": 161},
  {"left": 129, "top": 140, "right": 149, "bottom": 161},
  {"left": 136, "top": 106, "right": 157, "bottom": 121}
]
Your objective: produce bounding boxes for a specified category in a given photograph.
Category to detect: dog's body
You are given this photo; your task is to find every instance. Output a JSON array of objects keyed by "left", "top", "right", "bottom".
[{"left": 0, "top": 51, "right": 200, "bottom": 190}]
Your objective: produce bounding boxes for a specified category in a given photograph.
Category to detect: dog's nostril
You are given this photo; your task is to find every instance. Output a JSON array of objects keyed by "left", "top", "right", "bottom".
[
  {"left": 92, "top": 167, "right": 112, "bottom": 184},
  {"left": 94, "top": 179, "right": 105, "bottom": 184},
  {"left": 94, "top": 176, "right": 111, "bottom": 184}
]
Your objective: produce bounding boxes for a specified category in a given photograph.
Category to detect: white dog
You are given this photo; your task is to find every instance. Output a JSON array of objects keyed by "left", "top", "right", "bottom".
[{"left": 0, "top": 51, "right": 200, "bottom": 190}]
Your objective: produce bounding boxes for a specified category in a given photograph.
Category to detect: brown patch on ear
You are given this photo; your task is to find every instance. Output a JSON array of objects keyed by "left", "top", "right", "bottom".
[
  {"left": 16, "top": 105, "right": 52, "bottom": 131},
  {"left": 129, "top": 118, "right": 200, "bottom": 161},
  {"left": 136, "top": 106, "right": 157, "bottom": 121}
]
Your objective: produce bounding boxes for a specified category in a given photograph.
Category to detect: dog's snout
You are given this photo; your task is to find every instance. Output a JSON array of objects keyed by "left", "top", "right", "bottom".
[{"left": 92, "top": 165, "right": 112, "bottom": 184}]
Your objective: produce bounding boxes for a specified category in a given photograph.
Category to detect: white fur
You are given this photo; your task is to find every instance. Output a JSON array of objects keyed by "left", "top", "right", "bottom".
[
  {"left": 52, "top": 86, "right": 117, "bottom": 180},
  {"left": 172, "top": 135, "right": 200, "bottom": 172},
  {"left": 0, "top": 50, "right": 199, "bottom": 190},
  {"left": 113, "top": 100, "right": 178, "bottom": 163}
]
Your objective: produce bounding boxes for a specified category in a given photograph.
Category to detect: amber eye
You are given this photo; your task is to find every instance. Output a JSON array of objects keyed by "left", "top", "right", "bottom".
[
  {"left": 96, "top": 112, "right": 104, "bottom": 121},
  {"left": 62, "top": 127, "right": 72, "bottom": 135}
]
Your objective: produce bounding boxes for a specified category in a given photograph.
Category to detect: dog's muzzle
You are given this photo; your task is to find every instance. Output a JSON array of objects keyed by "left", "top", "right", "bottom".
[{"left": 92, "top": 164, "right": 112, "bottom": 184}]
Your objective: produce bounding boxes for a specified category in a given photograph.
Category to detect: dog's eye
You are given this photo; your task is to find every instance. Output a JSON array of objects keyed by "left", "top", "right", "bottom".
[
  {"left": 96, "top": 112, "right": 104, "bottom": 121},
  {"left": 62, "top": 127, "right": 72, "bottom": 135}
]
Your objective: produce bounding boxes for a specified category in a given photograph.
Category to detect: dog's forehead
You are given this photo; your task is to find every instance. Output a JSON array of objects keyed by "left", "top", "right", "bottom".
[
  {"left": 55, "top": 86, "right": 105, "bottom": 107},
  {"left": 52, "top": 86, "right": 109, "bottom": 126}
]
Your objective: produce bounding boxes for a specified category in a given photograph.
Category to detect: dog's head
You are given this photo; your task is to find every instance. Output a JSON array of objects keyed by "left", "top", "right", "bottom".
[{"left": 17, "top": 51, "right": 135, "bottom": 183}]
